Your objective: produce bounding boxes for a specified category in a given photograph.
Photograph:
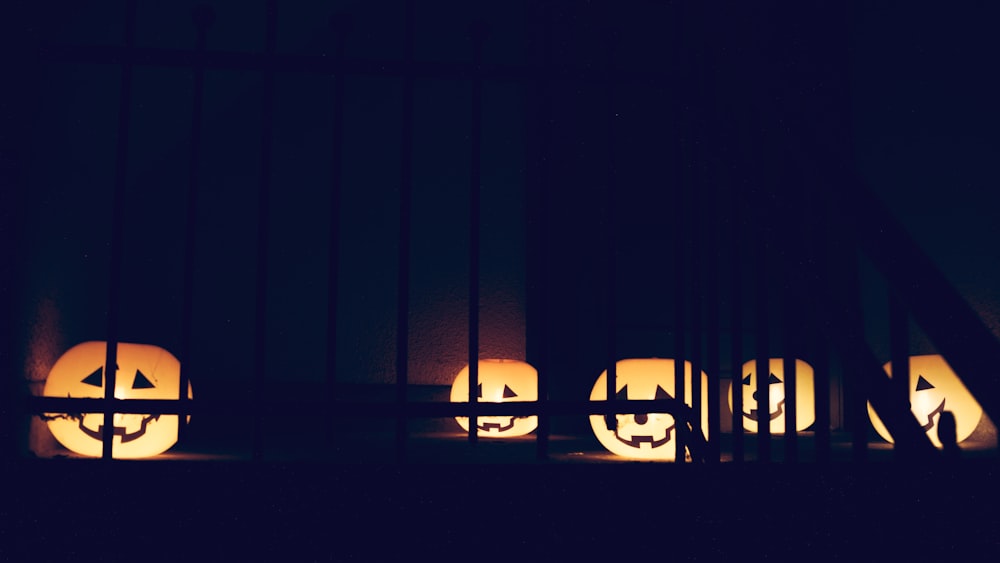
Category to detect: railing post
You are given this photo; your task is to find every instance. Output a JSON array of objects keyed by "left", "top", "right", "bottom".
[
  {"left": 179, "top": 3, "right": 215, "bottom": 448},
  {"left": 603, "top": 21, "right": 618, "bottom": 436},
  {"left": 395, "top": 0, "right": 416, "bottom": 463},
  {"left": 467, "top": 21, "right": 488, "bottom": 445},
  {"left": 754, "top": 240, "right": 771, "bottom": 462},
  {"left": 527, "top": 1, "right": 553, "bottom": 462},
  {"left": 889, "top": 291, "right": 911, "bottom": 459},
  {"left": 102, "top": 0, "right": 138, "bottom": 460},
  {"left": 252, "top": 0, "right": 278, "bottom": 461},
  {"left": 325, "top": 13, "right": 351, "bottom": 453}
]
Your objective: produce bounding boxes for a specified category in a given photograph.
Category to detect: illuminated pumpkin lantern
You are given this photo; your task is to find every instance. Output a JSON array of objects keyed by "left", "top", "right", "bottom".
[
  {"left": 589, "top": 358, "right": 709, "bottom": 461},
  {"left": 450, "top": 359, "right": 538, "bottom": 437},
  {"left": 868, "top": 354, "right": 983, "bottom": 447},
  {"left": 43, "top": 341, "right": 192, "bottom": 458},
  {"left": 728, "top": 358, "right": 816, "bottom": 434}
]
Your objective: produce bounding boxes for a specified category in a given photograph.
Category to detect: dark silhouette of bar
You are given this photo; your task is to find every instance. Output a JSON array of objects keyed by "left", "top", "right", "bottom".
[
  {"left": 783, "top": 316, "right": 798, "bottom": 462},
  {"left": 179, "top": 4, "right": 214, "bottom": 448},
  {"left": 526, "top": 1, "right": 553, "bottom": 462},
  {"left": 754, "top": 241, "right": 771, "bottom": 463},
  {"left": 101, "top": 0, "right": 138, "bottom": 460},
  {"left": 467, "top": 21, "right": 487, "bottom": 446},
  {"left": 20, "top": 1, "right": 1000, "bottom": 470},
  {"left": 889, "top": 292, "right": 910, "bottom": 459},
  {"left": 251, "top": 0, "right": 278, "bottom": 461},
  {"left": 603, "top": 21, "right": 618, "bottom": 437},
  {"left": 325, "top": 14, "right": 350, "bottom": 450},
  {"left": 730, "top": 186, "right": 745, "bottom": 464},
  {"left": 394, "top": 0, "right": 415, "bottom": 463}
]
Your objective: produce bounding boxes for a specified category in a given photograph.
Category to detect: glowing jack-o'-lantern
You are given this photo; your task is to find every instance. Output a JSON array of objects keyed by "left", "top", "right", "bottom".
[
  {"left": 589, "top": 358, "right": 709, "bottom": 460},
  {"left": 868, "top": 354, "right": 983, "bottom": 447},
  {"left": 728, "top": 358, "right": 815, "bottom": 433},
  {"left": 450, "top": 359, "right": 538, "bottom": 437},
  {"left": 43, "top": 341, "right": 192, "bottom": 458}
]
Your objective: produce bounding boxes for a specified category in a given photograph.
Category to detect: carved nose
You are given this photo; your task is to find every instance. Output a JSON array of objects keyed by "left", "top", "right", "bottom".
[{"left": 635, "top": 413, "right": 648, "bottom": 425}]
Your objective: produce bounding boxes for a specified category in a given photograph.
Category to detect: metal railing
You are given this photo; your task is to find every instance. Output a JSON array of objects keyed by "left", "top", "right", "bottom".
[{"left": 9, "top": 1, "right": 998, "bottom": 464}]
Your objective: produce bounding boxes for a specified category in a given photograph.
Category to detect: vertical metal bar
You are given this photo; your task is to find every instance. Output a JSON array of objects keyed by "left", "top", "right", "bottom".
[
  {"left": 326, "top": 14, "right": 350, "bottom": 450},
  {"left": 686, "top": 0, "right": 705, "bottom": 466},
  {"left": 705, "top": 180, "right": 721, "bottom": 463},
  {"left": 102, "top": 0, "right": 138, "bottom": 460},
  {"left": 689, "top": 121, "right": 703, "bottom": 460},
  {"left": 814, "top": 332, "right": 831, "bottom": 462},
  {"left": 754, "top": 240, "right": 770, "bottom": 462},
  {"left": 671, "top": 11, "right": 688, "bottom": 464},
  {"left": 529, "top": 2, "right": 553, "bottom": 462},
  {"left": 179, "top": 4, "right": 214, "bottom": 447},
  {"left": 780, "top": 212, "right": 799, "bottom": 459},
  {"left": 691, "top": 3, "right": 721, "bottom": 465},
  {"left": 808, "top": 184, "right": 830, "bottom": 462},
  {"left": 395, "top": 0, "right": 415, "bottom": 462},
  {"left": 730, "top": 190, "right": 744, "bottom": 463},
  {"left": 673, "top": 172, "right": 686, "bottom": 462},
  {"left": 889, "top": 291, "right": 910, "bottom": 459},
  {"left": 252, "top": 0, "right": 277, "bottom": 461},
  {"left": 467, "top": 22, "right": 487, "bottom": 445},
  {"left": 841, "top": 247, "right": 868, "bottom": 462},
  {"left": 782, "top": 341, "right": 798, "bottom": 462},
  {"left": 603, "top": 23, "right": 617, "bottom": 434},
  {"left": 690, "top": 221, "right": 703, "bottom": 462}
]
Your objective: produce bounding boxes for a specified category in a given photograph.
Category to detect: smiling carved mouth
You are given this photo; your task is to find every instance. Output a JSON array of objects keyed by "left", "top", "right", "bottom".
[
  {"left": 745, "top": 398, "right": 786, "bottom": 422},
  {"left": 614, "top": 421, "right": 675, "bottom": 448},
  {"left": 920, "top": 398, "right": 947, "bottom": 432},
  {"left": 477, "top": 418, "right": 516, "bottom": 433},
  {"left": 78, "top": 414, "right": 160, "bottom": 443}
]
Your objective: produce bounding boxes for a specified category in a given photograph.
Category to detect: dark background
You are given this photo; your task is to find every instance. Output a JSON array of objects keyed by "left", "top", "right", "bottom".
[
  {"left": 3, "top": 0, "right": 1000, "bottom": 558},
  {"left": 6, "top": 2, "right": 1000, "bottom": 400}
]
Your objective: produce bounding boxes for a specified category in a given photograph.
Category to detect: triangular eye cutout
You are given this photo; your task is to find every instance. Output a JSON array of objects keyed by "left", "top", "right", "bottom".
[
  {"left": 655, "top": 385, "right": 673, "bottom": 400},
  {"left": 767, "top": 373, "right": 782, "bottom": 384},
  {"left": 502, "top": 384, "right": 517, "bottom": 398},
  {"left": 476, "top": 382, "right": 483, "bottom": 398},
  {"left": 615, "top": 385, "right": 629, "bottom": 400},
  {"left": 81, "top": 367, "right": 103, "bottom": 388},
  {"left": 742, "top": 374, "right": 752, "bottom": 385},
  {"left": 132, "top": 369, "right": 155, "bottom": 389},
  {"left": 915, "top": 375, "right": 935, "bottom": 391}
]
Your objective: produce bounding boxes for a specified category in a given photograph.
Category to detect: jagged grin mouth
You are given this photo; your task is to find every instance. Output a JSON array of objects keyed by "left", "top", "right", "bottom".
[
  {"left": 477, "top": 417, "right": 517, "bottom": 433},
  {"left": 78, "top": 414, "right": 161, "bottom": 443},
  {"left": 920, "top": 398, "right": 947, "bottom": 432},
  {"left": 745, "top": 398, "right": 786, "bottom": 422},
  {"left": 614, "top": 417, "right": 675, "bottom": 448}
]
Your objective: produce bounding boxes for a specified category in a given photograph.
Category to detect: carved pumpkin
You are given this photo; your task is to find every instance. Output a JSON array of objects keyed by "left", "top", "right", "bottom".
[
  {"left": 589, "top": 358, "right": 709, "bottom": 460},
  {"left": 728, "top": 358, "right": 815, "bottom": 433},
  {"left": 43, "top": 341, "right": 192, "bottom": 458},
  {"left": 450, "top": 359, "right": 538, "bottom": 437},
  {"left": 868, "top": 354, "right": 983, "bottom": 447}
]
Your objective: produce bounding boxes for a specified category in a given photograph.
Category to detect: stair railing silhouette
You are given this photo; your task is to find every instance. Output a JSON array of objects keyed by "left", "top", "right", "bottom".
[{"left": 776, "top": 132, "right": 998, "bottom": 460}]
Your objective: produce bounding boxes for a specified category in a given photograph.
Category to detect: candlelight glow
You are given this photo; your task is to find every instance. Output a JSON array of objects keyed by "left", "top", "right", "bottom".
[
  {"left": 728, "top": 358, "right": 816, "bottom": 433},
  {"left": 589, "top": 358, "right": 709, "bottom": 461},
  {"left": 42, "top": 341, "right": 192, "bottom": 458},
  {"left": 868, "top": 354, "right": 983, "bottom": 447},
  {"left": 450, "top": 359, "right": 538, "bottom": 437}
]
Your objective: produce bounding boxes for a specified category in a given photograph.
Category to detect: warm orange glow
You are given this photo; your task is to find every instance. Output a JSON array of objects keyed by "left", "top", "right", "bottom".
[
  {"left": 589, "top": 358, "right": 709, "bottom": 460},
  {"left": 868, "top": 354, "right": 984, "bottom": 447},
  {"left": 728, "top": 358, "right": 815, "bottom": 434},
  {"left": 43, "top": 341, "right": 192, "bottom": 458},
  {"left": 449, "top": 359, "right": 538, "bottom": 437}
]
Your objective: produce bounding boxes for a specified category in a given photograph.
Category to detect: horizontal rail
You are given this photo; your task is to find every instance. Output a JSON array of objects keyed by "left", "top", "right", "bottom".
[
  {"left": 36, "top": 44, "right": 673, "bottom": 85},
  {"left": 26, "top": 396, "right": 706, "bottom": 419}
]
